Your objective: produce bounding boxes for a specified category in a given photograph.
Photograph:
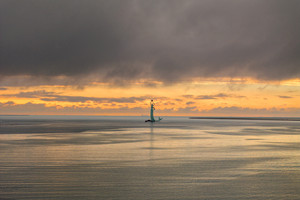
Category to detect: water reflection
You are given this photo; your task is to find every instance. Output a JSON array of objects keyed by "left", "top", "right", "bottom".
[
  {"left": 149, "top": 123, "right": 154, "bottom": 159},
  {"left": 0, "top": 116, "right": 299, "bottom": 200}
]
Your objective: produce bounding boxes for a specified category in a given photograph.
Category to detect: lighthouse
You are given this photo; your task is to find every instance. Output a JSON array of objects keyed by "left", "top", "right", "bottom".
[{"left": 145, "top": 100, "right": 162, "bottom": 122}]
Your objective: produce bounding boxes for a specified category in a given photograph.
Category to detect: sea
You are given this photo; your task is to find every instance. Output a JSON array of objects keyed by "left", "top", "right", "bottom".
[{"left": 0, "top": 115, "right": 299, "bottom": 200}]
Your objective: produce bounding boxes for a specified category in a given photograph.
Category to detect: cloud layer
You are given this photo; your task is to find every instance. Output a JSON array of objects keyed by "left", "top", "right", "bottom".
[
  {"left": 1, "top": 0, "right": 300, "bottom": 85},
  {"left": 1, "top": 101, "right": 300, "bottom": 117},
  {"left": 3, "top": 90, "right": 151, "bottom": 103}
]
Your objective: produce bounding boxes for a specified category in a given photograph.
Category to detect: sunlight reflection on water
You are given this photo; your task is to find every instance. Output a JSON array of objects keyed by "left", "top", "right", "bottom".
[{"left": 0, "top": 116, "right": 299, "bottom": 199}]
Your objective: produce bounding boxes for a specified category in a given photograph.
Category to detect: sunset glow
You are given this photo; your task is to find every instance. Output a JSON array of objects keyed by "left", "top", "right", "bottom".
[{"left": 1, "top": 77, "right": 299, "bottom": 116}]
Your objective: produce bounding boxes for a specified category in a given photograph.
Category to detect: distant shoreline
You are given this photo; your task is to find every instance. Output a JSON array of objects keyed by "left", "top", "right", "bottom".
[
  {"left": 190, "top": 117, "right": 300, "bottom": 121},
  {"left": 0, "top": 115, "right": 299, "bottom": 121},
  {"left": 0, "top": 115, "right": 29, "bottom": 116}
]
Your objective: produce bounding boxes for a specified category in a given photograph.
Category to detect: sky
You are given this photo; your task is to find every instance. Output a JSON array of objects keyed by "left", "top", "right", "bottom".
[{"left": 0, "top": 0, "right": 300, "bottom": 116}]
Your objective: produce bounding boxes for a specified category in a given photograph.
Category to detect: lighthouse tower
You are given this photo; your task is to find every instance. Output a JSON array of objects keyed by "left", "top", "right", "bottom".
[
  {"left": 150, "top": 100, "right": 155, "bottom": 122},
  {"left": 145, "top": 100, "right": 162, "bottom": 122}
]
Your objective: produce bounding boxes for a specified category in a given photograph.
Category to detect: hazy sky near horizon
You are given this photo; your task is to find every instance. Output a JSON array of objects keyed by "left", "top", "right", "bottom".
[{"left": 0, "top": 0, "right": 299, "bottom": 116}]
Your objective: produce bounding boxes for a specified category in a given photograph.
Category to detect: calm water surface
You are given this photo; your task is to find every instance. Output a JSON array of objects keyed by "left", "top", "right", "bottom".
[{"left": 0, "top": 116, "right": 299, "bottom": 199}]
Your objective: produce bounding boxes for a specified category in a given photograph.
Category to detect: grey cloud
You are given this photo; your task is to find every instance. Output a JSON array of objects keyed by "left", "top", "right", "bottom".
[
  {"left": 182, "top": 95, "right": 194, "bottom": 99},
  {"left": 186, "top": 101, "right": 195, "bottom": 105},
  {"left": 0, "top": 87, "right": 7, "bottom": 90},
  {"left": 278, "top": 95, "right": 293, "bottom": 99},
  {"left": 0, "top": 101, "right": 299, "bottom": 116},
  {"left": 287, "top": 90, "right": 299, "bottom": 93},
  {"left": 0, "top": 101, "right": 146, "bottom": 115},
  {"left": 196, "top": 93, "right": 245, "bottom": 100},
  {"left": 0, "top": 0, "right": 300, "bottom": 85},
  {"left": 8, "top": 90, "right": 57, "bottom": 98},
  {"left": 0, "top": 101, "right": 15, "bottom": 105},
  {"left": 3, "top": 90, "right": 163, "bottom": 103},
  {"left": 40, "top": 96, "right": 145, "bottom": 103},
  {"left": 197, "top": 96, "right": 217, "bottom": 100}
]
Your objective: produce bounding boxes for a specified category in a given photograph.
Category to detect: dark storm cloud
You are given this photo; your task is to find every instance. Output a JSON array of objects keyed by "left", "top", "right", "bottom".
[{"left": 1, "top": 0, "right": 300, "bottom": 85}]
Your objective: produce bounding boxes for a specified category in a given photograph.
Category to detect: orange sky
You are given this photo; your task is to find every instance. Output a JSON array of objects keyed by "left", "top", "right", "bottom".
[{"left": 1, "top": 77, "right": 299, "bottom": 116}]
